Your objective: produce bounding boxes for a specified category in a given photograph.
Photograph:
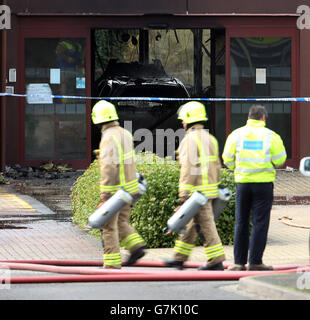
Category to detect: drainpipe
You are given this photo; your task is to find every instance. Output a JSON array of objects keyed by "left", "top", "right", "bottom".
[
  {"left": 0, "top": 0, "right": 7, "bottom": 173},
  {"left": 1, "top": 24, "right": 7, "bottom": 173}
]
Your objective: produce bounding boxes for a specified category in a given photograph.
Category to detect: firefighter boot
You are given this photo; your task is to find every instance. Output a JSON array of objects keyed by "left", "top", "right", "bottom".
[
  {"left": 124, "top": 246, "right": 146, "bottom": 266},
  {"left": 163, "top": 259, "right": 184, "bottom": 270},
  {"left": 198, "top": 262, "right": 224, "bottom": 271}
]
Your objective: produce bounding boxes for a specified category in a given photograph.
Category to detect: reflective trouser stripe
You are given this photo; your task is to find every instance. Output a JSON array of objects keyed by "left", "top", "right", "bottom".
[
  {"left": 121, "top": 233, "right": 144, "bottom": 250},
  {"left": 174, "top": 240, "right": 195, "bottom": 256},
  {"left": 103, "top": 252, "right": 122, "bottom": 266},
  {"left": 204, "top": 243, "right": 225, "bottom": 260}
]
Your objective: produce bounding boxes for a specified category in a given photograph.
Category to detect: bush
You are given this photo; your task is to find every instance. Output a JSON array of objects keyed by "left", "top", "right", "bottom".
[
  {"left": 0, "top": 172, "right": 4, "bottom": 184},
  {"left": 71, "top": 153, "right": 236, "bottom": 247},
  {"left": 130, "top": 153, "right": 180, "bottom": 248},
  {"left": 216, "top": 169, "right": 236, "bottom": 245}
]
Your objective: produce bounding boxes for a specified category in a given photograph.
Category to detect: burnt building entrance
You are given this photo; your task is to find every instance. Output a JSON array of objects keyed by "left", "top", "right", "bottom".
[
  {"left": 91, "top": 28, "right": 226, "bottom": 158},
  {"left": 4, "top": 12, "right": 298, "bottom": 170}
]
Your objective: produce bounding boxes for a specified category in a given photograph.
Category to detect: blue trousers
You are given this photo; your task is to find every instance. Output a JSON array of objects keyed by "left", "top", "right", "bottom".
[{"left": 234, "top": 182, "right": 274, "bottom": 265}]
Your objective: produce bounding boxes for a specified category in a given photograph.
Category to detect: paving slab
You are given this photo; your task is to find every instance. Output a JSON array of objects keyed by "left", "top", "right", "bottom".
[{"left": 0, "top": 170, "right": 310, "bottom": 299}]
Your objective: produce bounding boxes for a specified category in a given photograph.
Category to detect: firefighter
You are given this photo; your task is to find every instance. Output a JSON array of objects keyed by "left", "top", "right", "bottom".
[
  {"left": 222, "top": 104, "right": 286, "bottom": 271},
  {"left": 91, "top": 100, "right": 146, "bottom": 269},
  {"left": 164, "top": 101, "right": 226, "bottom": 270}
]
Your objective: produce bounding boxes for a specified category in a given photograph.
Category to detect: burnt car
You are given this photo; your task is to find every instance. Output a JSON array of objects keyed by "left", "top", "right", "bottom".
[{"left": 93, "top": 59, "right": 190, "bottom": 158}]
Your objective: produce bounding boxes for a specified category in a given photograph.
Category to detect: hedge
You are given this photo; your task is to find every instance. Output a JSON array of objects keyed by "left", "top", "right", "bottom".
[{"left": 71, "top": 152, "right": 236, "bottom": 248}]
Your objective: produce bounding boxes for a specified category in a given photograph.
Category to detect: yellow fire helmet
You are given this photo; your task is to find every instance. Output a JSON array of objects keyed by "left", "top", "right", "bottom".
[
  {"left": 91, "top": 100, "right": 119, "bottom": 124},
  {"left": 177, "top": 101, "right": 208, "bottom": 124}
]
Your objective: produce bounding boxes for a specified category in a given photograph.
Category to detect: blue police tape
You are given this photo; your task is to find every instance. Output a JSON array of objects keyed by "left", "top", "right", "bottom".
[{"left": 1, "top": 92, "right": 310, "bottom": 102}]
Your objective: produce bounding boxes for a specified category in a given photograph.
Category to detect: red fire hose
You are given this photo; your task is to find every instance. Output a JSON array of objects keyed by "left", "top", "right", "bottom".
[{"left": 0, "top": 259, "right": 308, "bottom": 284}]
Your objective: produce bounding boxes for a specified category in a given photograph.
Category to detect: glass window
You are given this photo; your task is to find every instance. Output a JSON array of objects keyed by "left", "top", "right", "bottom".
[
  {"left": 94, "top": 29, "right": 140, "bottom": 81},
  {"left": 25, "top": 38, "right": 87, "bottom": 161},
  {"left": 230, "top": 37, "right": 292, "bottom": 157},
  {"left": 149, "top": 29, "right": 194, "bottom": 89},
  {"left": 94, "top": 28, "right": 212, "bottom": 95}
]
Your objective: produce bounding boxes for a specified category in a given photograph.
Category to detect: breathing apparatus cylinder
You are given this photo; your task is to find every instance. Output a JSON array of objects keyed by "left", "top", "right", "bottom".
[
  {"left": 87, "top": 189, "right": 133, "bottom": 229},
  {"left": 87, "top": 173, "right": 147, "bottom": 229},
  {"left": 165, "top": 191, "right": 208, "bottom": 234},
  {"left": 212, "top": 187, "right": 232, "bottom": 221}
]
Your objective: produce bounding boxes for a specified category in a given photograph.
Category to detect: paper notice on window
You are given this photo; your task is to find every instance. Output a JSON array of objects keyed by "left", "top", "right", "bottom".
[
  {"left": 76, "top": 77, "right": 85, "bottom": 89},
  {"left": 50, "top": 68, "right": 61, "bottom": 84},
  {"left": 26, "top": 83, "right": 53, "bottom": 104},
  {"left": 256, "top": 68, "right": 266, "bottom": 84}
]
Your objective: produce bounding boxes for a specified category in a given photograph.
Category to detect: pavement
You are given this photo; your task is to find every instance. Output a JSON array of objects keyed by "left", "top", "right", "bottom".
[{"left": 0, "top": 169, "right": 310, "bottom": 300}]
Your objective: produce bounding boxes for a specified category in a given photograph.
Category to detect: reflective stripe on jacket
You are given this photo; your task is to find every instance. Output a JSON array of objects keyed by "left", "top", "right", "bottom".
[
  {"left": 178, "top": 124, "right": 221, "bottom": 199},
  {"left": 99, "top": 121, "right": 139, "bottom": 196},
  {"left": 222, "top": 119, "right": 287, "bottom": 183}
]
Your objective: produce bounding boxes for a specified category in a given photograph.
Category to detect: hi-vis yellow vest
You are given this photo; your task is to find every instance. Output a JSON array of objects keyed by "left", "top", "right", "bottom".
[{"left": 222, "top": 119, "right": 287, "bottom": 183}]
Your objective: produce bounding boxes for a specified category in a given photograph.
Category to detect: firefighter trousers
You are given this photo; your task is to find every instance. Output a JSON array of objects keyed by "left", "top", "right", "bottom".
[
  {"left": 101, "top": 204, "right": 145, "bottom": 268},
  {"left": 174, "top": 200, "right": 225, "bottom": 266}
]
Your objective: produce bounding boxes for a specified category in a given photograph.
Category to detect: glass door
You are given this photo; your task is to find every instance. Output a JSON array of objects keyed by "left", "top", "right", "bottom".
[
  {"left": 24, "top": 38, "right": 87, "bottom": 162},
  {"left": 227, "top": 28, "right": 298, "bottom": 165}
]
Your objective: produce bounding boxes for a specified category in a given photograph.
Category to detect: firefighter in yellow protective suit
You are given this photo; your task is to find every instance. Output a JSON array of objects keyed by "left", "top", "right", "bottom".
[
  {"left": 91, "top": 100, "right": 146, "bottom": 269},
  {"left": 164, "top": 101, "right": 226, "bottom": 270}
]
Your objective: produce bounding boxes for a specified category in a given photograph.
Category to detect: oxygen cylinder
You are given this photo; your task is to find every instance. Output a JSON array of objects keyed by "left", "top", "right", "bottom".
[
  {"left": 212, "top": 187, "right": 232, "bottom": 221},
  {"left": 87, "top": 189, "right": 133, "bottom": 229},
  {"left": 165, "top": 191, "right": 208, "bottom": 234},
  {"left": 87, "top": 173, "right": 148, "bottom": 229}
]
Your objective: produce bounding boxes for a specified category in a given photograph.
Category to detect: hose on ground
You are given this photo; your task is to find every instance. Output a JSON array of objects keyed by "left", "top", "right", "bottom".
[{"left": 0, "top": 259, "right": 309, "bottom": 284}]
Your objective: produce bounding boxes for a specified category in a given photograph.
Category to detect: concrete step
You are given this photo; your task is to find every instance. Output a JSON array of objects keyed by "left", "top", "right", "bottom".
[
  {"left": 273, "top": 196, "right": 310, "bottom": 205},
  {"left": 34, "top": 195, "right": 72, "bottom": 216},
  {"left": 17, "top": 185, "right": 72, "bottom": 196}
]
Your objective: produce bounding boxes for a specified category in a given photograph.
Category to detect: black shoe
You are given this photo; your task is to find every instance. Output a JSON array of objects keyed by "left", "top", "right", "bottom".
[
  {"left": 125, "top": 247, "right": 146, "bottom": 266},
  {"left": 198, "top": 262, "right": 224, "bottom": 271},
  {"left": 163, "top": 259, "right": 184, "bottom": 270},
  {"left": 248, "top": 263, "right": 273, "bottom": 271}
]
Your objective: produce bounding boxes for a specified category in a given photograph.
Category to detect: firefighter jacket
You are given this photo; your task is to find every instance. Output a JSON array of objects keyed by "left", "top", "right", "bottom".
[
  {"left": 99, "top": 121, "right": 139, "bottom": 197},
  {"left": 222, "top": 119, "right": 287, "bottom": 183},
  {"left": 177, "top": 124, "right": 221, "bottom": 200}
]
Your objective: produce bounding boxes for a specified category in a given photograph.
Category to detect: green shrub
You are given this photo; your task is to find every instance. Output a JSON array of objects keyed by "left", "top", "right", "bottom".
[
  {"left": 130, "top": 153, "right": 180, "bottom": 248},
  {"left": 0, "top": 172, "right": 4, "bottom": 184},
  {"left": 71, "top": 153, "right": 236, "bottom": 247},
  {"left": 216, "top": 169, "right": 236, "bottom": 245}
]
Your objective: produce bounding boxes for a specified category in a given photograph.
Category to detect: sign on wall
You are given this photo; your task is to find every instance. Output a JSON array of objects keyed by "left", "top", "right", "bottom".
[{"left": 0, "top": 5, "right": 11, "bottom": 30}]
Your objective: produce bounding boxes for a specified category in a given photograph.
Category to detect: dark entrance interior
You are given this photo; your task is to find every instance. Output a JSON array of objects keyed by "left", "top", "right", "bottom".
[{"left": 91, "top": 28, "right": 226, "bottom": 159}]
